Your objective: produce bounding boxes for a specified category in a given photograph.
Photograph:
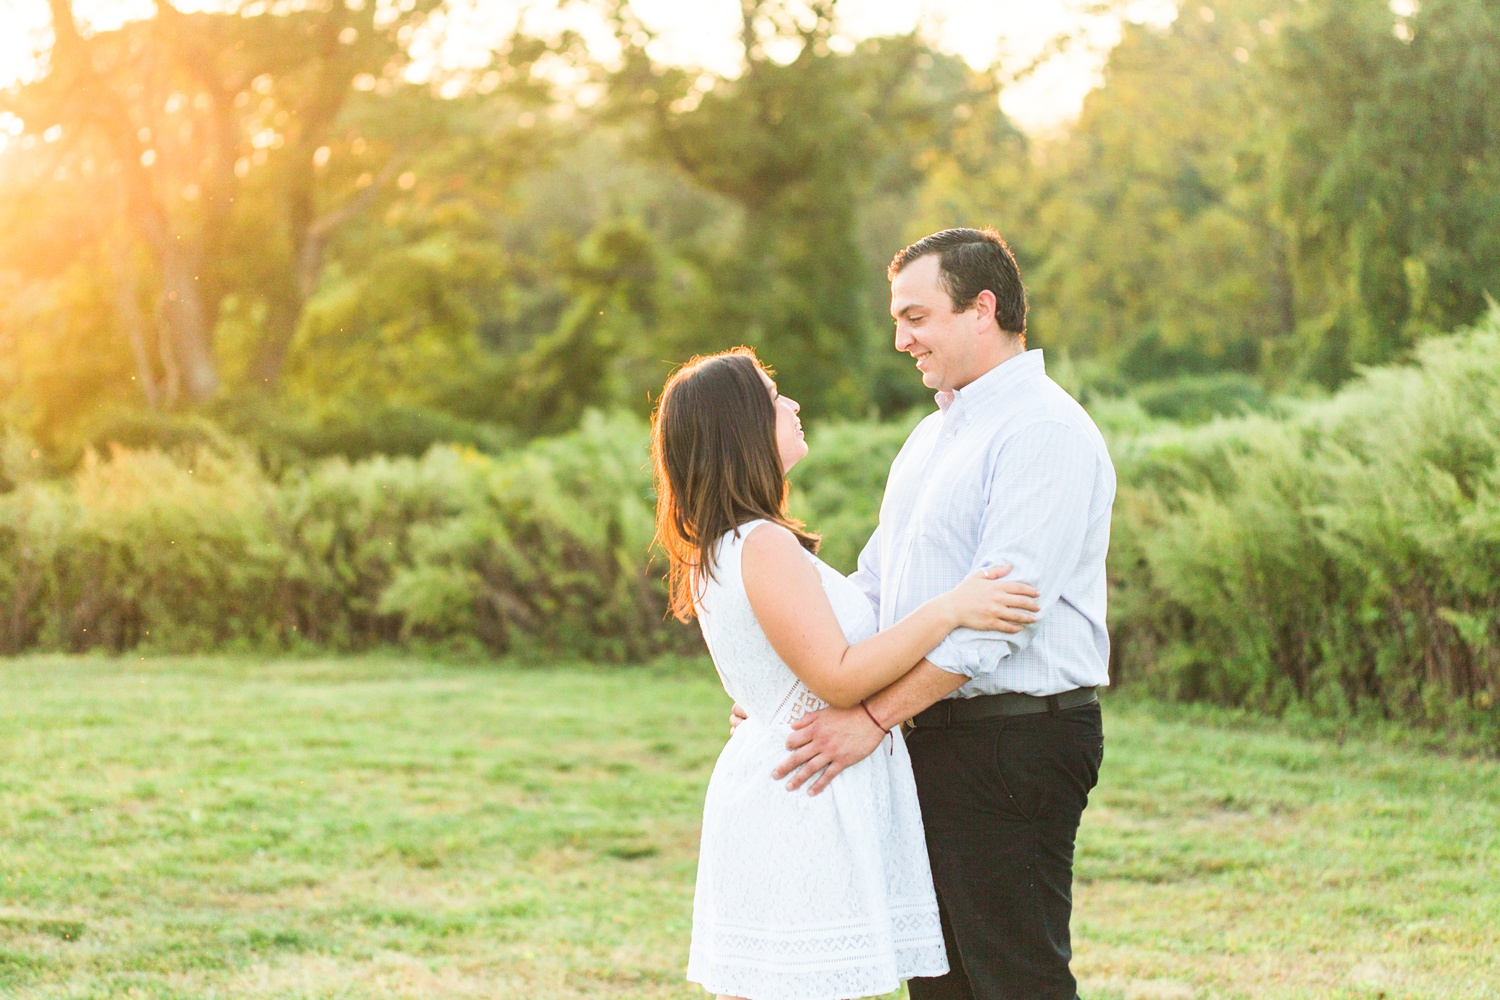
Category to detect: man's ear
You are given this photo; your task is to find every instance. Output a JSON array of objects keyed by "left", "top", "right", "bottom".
[{"left": 974, "top": 289, "right": 998, "bottom": 331}]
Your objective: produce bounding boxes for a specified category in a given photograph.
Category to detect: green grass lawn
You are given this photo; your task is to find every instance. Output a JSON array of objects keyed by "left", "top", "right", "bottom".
[{"left": 1, "top": 656, "right": 1496, "bottom": 1000}]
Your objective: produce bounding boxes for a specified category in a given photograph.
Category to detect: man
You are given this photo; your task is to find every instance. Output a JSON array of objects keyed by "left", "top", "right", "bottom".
[{"left": 776, "top": 228, "right": 1115, "bottom": 999}]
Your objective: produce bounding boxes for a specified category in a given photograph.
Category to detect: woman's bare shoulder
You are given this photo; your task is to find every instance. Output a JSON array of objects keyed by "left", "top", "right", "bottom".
[{"left": 739, "top": 520, "right": 801, "bottom": 560}]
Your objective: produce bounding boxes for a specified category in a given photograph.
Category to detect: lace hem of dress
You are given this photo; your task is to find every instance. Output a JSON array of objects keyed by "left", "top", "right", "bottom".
[
  {"left": 688, "top": 943, "right": 948, "bottom": 1000},
  {"left": 697, "top": 905, "right": 941, "bottom": 961}
]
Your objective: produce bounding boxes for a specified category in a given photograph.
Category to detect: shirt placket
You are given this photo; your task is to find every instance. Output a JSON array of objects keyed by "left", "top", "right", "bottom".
[{"left": 885, "top": 401, "right": 965, "bottom": 628}]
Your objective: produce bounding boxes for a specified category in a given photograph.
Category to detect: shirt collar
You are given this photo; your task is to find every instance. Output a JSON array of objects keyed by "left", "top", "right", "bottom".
[{"left": 935, "top": 349, "right": 1045, "bottom": 414}]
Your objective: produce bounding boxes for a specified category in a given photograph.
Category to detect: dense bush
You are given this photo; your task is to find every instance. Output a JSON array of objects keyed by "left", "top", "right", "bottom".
[
  {"left": 0, "top": 413, "right": 692, "bottom": 661},
  {"left": 789, "top": 413, "right": 922, "bottom": 573},
  {"left": 1111, "top": 314, "right": 1500, "bottom": 735},
  {"left": 1131, "top": 372, "right": 1273, "bottom": 425},
  {"left": 3, "top": 321, "right": 1497, "bottom": 741},
  {"left": 0, "top": 445, "right": 284, "bottom": 653},
  {"left": 362, "top": 412, "right": 686, "bottom": 660},
  {"left": 760, "top": 324, "right": 1500, "bottom": 738}
]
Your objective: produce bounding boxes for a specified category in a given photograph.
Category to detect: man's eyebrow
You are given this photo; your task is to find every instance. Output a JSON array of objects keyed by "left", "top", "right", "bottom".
[{"left": 892, "top": 303, "right": 922, "bottom": 320}]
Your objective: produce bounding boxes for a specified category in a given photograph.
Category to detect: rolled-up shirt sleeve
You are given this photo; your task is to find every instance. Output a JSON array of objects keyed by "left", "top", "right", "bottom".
[{"left": 925, "top": 420, "right": 1097, "bottom": 680}]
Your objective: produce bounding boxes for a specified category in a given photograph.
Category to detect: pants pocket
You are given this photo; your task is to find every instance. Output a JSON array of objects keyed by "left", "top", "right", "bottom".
[{"left": 991, "top": 723, "right": 1044, "bottom": 823}]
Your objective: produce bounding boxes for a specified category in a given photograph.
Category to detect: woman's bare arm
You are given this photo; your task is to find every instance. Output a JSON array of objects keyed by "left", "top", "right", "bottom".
[{"left": 740, "top": 523, "right": 1036, "bottom": 709}]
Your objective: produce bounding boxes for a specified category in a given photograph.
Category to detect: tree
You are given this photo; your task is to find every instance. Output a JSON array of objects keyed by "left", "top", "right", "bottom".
[
  {"left": 502, "top": 219, "right": 661, "bottom": 436},
  {"left": 1269, "top": 0, "right": 1500, "bottom": 383},
  {"left": 2, "top": 0, "right": 447, "bottom": 406},
  {"left": 605, "top": 0, "right": 1016, "bottom": 416},
  {"left": 973, "top": 0, "right": 1500, "bottom": 389},
  {"left": 990, "top": 0, "right": 1298, "bottom": 381}
]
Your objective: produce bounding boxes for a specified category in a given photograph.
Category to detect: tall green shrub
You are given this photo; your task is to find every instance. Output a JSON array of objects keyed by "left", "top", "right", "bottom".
[
  {"left": 276, "top": 446, "right": 485, "bottom": 648},
  {"left": 375, "top": 411, "right": 691, "bottom": 660},
  {"left": 0, "top": 412, "right": 693, "bottom": 660},
  {"left": 0, "top": 445, "right": 285, "bottom": 652},
  {"left": 789, "top": 412, "right": 923, "bottom": 573},
  {"left": 1113, "top": 314, "right": 1500, "bottom": 732}
]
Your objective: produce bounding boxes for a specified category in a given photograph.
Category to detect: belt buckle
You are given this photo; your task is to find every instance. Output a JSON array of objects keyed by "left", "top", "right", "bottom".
[{"left": 908, "top": 699, "right": 956, "bottom": 730}]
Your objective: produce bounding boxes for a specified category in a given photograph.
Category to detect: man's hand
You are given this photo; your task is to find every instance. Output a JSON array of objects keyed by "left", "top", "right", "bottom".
[
  {"left": 729, "top": 702, "right": 748, "bottom": 733},
  {"left": 773, "top": 706, "right": 886, "bottom": 796}
]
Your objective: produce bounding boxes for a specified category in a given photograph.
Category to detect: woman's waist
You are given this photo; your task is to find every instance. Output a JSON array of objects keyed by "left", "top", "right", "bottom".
[
  {"left": 727, "top": 683, "right": 830, "bottom": 728},
  {"left": 727, "top": 713, "right": 794, "bottom": 739},
  {"left": 720, "top": 713, "right": 909, "bottom": 762}
]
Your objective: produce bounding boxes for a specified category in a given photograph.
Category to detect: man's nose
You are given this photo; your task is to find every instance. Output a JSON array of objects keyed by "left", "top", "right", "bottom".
[{"left": 894, "top": 323, "right": 914, "bottom": 351}]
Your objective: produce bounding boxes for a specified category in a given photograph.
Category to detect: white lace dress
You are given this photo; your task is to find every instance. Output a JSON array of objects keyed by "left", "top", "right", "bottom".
[{"left": 687, "top": 520, "right": 948, "bottom": 1000}]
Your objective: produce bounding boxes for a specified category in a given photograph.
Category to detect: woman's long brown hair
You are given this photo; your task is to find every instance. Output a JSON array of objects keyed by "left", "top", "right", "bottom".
[{"left": 651, "top": 348, "right": 819, "bottom": 622}]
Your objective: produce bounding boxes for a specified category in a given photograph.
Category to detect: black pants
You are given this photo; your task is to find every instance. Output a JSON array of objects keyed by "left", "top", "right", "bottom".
[{"left": 906, "top": 701, "right": 1104, "bottom": 1000}]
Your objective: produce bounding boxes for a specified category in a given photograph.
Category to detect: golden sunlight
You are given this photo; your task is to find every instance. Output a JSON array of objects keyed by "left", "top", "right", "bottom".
[{"left": 0, "top": 0, "right": 1175, "bottom": 137}]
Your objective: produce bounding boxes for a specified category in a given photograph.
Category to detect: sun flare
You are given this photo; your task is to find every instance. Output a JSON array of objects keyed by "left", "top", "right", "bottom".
[{"left": 0, "top": 0, "right": 1160, "bottom": 136}]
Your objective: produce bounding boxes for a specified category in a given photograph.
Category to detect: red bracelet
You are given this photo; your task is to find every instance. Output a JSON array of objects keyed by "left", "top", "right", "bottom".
[{"left": 859, "top": 699, "right": 895, "bottom": 755}]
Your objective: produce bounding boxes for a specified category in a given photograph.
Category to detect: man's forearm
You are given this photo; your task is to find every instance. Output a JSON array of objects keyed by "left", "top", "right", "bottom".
[{"left": 865, "top": 659, "right": 968, "bottom": 729}]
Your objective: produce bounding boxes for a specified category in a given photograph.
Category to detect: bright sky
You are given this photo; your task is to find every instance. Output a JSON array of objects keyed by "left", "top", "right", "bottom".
[{"left": 0, "top": 0, "right": 1177, "bottom": 135}]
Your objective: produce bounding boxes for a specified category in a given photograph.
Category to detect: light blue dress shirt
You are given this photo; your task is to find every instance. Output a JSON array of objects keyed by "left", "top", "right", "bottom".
[{"left": 848, "top": 350, "right": 1116, "bottom": 698}]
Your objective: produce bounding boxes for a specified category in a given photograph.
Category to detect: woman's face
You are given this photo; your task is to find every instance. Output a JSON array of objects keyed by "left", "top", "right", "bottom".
[{"left": 759, "top": 369, "right": 807, "bottom": 473}]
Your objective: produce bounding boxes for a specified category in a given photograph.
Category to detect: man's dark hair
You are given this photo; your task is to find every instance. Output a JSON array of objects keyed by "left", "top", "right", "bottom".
[{"left": 888, "top": 228, "right": 1027, "bottom": 337}]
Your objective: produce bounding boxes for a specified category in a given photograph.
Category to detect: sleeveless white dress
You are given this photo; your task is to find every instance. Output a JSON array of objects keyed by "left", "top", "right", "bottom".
[{"left": 687, "top": 520, "right": 948, "bottom": 1000}]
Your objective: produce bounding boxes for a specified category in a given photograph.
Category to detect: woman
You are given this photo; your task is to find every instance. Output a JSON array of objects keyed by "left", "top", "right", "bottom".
[{"left": 651, "top": 348, "right": 1041, "bottom": 1000}]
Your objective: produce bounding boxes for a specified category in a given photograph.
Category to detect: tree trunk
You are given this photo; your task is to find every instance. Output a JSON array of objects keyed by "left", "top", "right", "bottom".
[
  {"left": 251, "top": 295, "right": 303, "bottom": 391},
  {"left": 158, "top": 250, "right": 220, "bottom": 402},
  {"left": 108, "top": 242, "right": 161, "bottom": 409},
  {"left": 47, "top": 0, "right": 221, "bottom": 403},
  {"left": 250, "top": 156, "right": 398, "bottom": 389},
  {"left": 246, "top": 6, "right": 374, "bottom": 390}
]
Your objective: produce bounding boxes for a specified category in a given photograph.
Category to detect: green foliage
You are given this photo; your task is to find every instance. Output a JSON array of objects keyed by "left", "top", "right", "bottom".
[
  {"left": 283, "top": 233, "right": 503, "bottom": 413},
  {"left": 1014, "top": 0, "right": 1293, "bottom": 375},
  {"left": 1112, "top": 313, "right": 1500, "bottom": 736},
  {"left": 7, "top": 0, "right": 1498, "bottom": 453},
  {"left": 0, "top": 444, "right": 285, "bottom": 654},
  {"left": 1131, "top": 372, "right": 1272, "bottom": 425},
  {"left": 0, "top": 412, "right": 690, "bottom": 660},
  {"left": 612, "top": 10, "right": 1016, "bottom": 417},
  {"left": 921, "top": 0, "right": 1500, "bottom": 389},
  {"left": 369, "top": 411, "right": 685, "bottom": 660},
  {"left": 789, "top": 412, "right": 924, "bottom": 573},
  {"left": 4, "top": 317, "right": 1499, "bottom": 740},
  {"left": 1269, "top": 0, "right": 1500, "bottom": 383},
  {"left": 0, "top": 252, "right": 140, "bottom": 451},
  {"left": 1, "top": 0, "right": 1498, "bottom": 744},
  {"left": 498, "top": 220, "right": 663, "bottom": 436},
  {"left": 227, "top": 399, "right": 517, "bottom": 463}
]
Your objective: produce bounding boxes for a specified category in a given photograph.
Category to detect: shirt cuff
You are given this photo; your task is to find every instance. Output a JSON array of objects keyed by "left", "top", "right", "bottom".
[{"left": 925, "top": 630, "right": 1009, "bottom": 679}]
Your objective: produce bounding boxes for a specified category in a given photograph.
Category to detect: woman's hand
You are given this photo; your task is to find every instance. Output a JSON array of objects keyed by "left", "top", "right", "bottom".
[{"left": 944, "top": 565, "right": 1041, "bottom": 632}]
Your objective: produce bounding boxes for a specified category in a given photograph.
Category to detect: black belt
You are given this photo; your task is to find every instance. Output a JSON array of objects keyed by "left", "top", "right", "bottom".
[{"left": 905, "top": 687, "right": 1098, "bottom": 729}]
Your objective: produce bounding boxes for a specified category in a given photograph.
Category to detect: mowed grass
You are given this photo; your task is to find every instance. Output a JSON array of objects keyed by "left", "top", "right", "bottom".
[{"left": 0, "top": 656, "right": 1496, "bottom": 1000}]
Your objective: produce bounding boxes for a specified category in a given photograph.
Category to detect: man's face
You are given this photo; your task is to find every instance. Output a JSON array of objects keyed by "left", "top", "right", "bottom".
[{"left": 889, "top": 254, "right": 982, "bottom": 392}]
